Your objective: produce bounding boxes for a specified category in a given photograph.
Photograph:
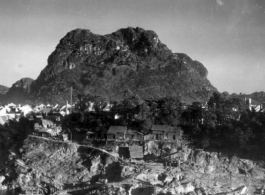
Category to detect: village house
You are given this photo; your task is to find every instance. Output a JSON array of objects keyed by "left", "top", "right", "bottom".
[
  {"left": 41, "top": 107, "right": 52, "bottom": 116},
  {"left": 151, "top": 125, "right": 170, "bottom": 141},
  {"left": 106, "top": 126, "right": 127, "bottom": 141},
  {"left": 34, "top": 123, "right": 42, "bottom": 131},
  {"left": 125, "top": 129, "right": 143, "bottom": 142},
  {"left": 34, "top": 113, "right": 43, "bottom": 123},
  {"left": 245, "top": 98, "right": 264, "bottom": 112},
  {"left": 47, "top": 112, "right": 63, "bottom": 122},
  {"left": 150, "top": 125, "right": 183, "bottom": 142},
  {"left": 169, "top": 127, "right": 183, "bottom": 141},
  {"left": 6, "top": 106, "right": 21, "bottom": 120},
  {"left": 60, "top": 102, "right": 72, "bottom": 115},
  {"left": 0, "top": 107, "right": 7, "bottom": 116},
  {"left": 0, "top": 116, "right": 9, "bottom": 126},
  {"left": 128, "top": 145, "right": 144, "bottom": 159}
]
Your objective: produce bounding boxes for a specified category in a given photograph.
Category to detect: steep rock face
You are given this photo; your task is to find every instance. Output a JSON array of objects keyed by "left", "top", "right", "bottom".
[
  {"left": 31, "top": 27, "right": 216, "bottom": 104},
  {"left": 2, "top": 78, "right": 34, "bottom": 104}
]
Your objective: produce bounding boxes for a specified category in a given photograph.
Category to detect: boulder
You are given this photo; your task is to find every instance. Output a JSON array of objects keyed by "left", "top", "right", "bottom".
[
  {"left": 169, "top": 148, "right": 179, "bottom": 159},
  {"left": 195, "top": 150, "right": 207, "bottom": 167},
  {"left": 250, "top": 167, "right": 264, "bottom": 179},
  {"left": 183, "top": 148, "right": 192, "bottom": 162},
  {"left": 136, "top": 173, "right": 162, "bottom": 185},
  {"left": 144, "top": 141, "right": 160, "bottom": 156},
  {"left": 205, "top": 165, "right": 216, "bottom": 174},
  {"left": 232, "top": 185, "right": 248, "bottom": 195},
  {"left": 90, "top": 155, "right": 103, "bottom": 176},
  {"left": 172, "top": 182, "right": 195, "bottom": 194}
]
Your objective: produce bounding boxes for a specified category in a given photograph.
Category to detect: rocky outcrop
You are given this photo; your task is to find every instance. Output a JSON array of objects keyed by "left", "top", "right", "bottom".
[{"left": 30, "top": 27, "right": 216, "bottom": 104}]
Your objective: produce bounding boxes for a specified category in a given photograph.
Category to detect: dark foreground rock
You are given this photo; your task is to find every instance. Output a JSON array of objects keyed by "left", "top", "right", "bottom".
[{"left": 1, "top": 136, "right": 264, "bottom": 195}]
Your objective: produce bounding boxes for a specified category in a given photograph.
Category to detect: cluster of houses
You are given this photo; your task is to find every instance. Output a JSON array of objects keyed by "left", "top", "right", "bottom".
[
  {"left": 0, "top": 102, "right": 74, "bottom": 141},
  {"left": 194, "top": 97, "right": 265, "bottom": 113},
  {"left": 84, "top": 125, "right": 183, "bottom": 159},
  {"left": 0, "top": 102, "right": 74, "bottom": 123}
]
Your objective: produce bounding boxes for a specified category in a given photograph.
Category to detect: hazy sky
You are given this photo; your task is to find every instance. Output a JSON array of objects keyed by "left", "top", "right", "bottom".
[{"left": 0, "top": 0, "right": 265, "bottom": 94}]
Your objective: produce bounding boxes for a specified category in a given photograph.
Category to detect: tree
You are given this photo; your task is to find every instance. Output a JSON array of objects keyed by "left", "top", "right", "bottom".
[
  {"left": 154, "top": 97, "right": 181, "bottom": 126},
  {"left": 113, "top": 90, "right": 142, "bottom": 125}
]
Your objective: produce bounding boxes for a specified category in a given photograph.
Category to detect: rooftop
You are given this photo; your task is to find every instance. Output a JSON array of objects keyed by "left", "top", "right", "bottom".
[
  {"left": 151, "top": 125, "right": 172, "bottom": 132},
  {"left": 107, "top": 126, "right": 127, "bottom": 134}
]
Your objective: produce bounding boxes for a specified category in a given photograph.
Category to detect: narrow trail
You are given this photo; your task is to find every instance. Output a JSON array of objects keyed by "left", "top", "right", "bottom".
[{"left": 54, "top": 184, "right": 103, "bottom": 195}]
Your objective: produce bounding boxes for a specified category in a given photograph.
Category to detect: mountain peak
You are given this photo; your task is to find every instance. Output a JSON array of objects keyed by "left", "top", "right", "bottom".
[{"left": 24, "top": 27, "right": 216, "bottom": 104}]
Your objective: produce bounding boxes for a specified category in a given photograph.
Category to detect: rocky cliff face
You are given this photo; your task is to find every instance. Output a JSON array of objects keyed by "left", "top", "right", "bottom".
[
  {"left": 31, "top": 27, "right": 216, "bottom": 104},
  {"left": 1, "top": 78, "right": 34, "bottom": 104}
]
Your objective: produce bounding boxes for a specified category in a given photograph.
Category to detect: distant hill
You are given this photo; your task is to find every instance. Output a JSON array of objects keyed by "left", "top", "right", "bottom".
[
  {"left": 220, "top": 91, "right": 265, "bottom": 107},
  {"left": 247, "top": 91, "right": 265, "bottom": 104},
  {"left": 0, "top": 85, "right": 9, "bottom": 95},
  {"left": 30, "top": 27, "right": 216, "bottom": 104},
  {"left": 0, "top": 78, "right": 34, "bottom": 104}
]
